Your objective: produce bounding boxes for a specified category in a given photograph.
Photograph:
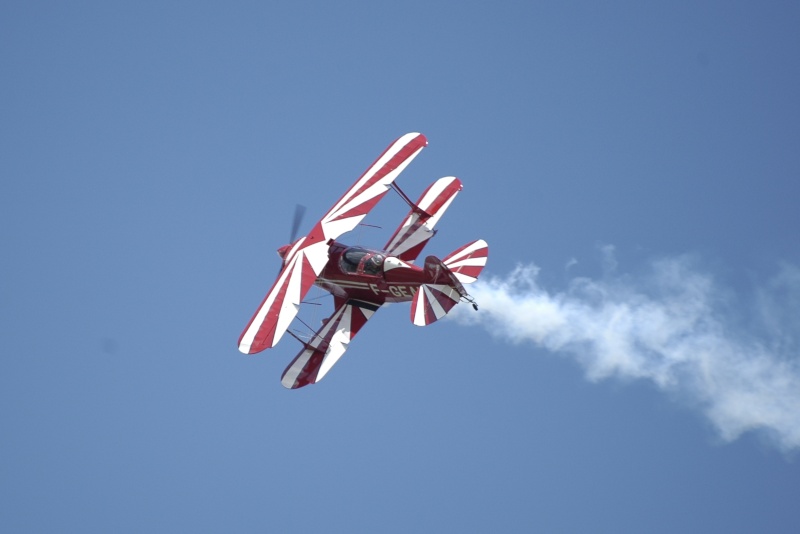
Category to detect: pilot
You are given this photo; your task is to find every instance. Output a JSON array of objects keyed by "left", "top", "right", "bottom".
[{"left": 363, "top": 253, "right": 384, "bottom": 275}]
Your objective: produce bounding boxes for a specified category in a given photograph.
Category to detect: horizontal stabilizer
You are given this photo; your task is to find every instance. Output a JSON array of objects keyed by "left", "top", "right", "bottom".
[
  {"left": 411, "top": 283, "right": 461, "bottom": 326},
  {"left": 441, "top": 239, "right": 488, "bottom": 284}
]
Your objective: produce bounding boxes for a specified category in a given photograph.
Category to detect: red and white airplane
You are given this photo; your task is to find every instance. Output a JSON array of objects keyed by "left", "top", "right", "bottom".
[{"left": 238, "top": 133, "right": 488, "bottom": 388}]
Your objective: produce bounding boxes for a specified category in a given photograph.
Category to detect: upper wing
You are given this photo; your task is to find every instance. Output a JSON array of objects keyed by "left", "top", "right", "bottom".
[
  {"left": 303, "top": 132, "right": 428, "bottom": 246},
  {"left": 281, "top": 298, "right": 380, "bottom": 389},
  {"left": 384, "top": 176, "right": 462, "bottom": 262},
  {"left": 238, "top": 133, "right": 426, "bottom": 354}
]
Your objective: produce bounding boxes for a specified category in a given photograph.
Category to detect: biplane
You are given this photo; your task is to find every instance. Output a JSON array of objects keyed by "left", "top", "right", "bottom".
[{"left": 237, "top": 133, "right": 488, "bottom": 388}]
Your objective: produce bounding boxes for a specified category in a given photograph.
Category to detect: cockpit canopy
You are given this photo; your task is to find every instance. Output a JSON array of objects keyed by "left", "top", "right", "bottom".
[{"left": 340, "top": 246, "right": 385, "bottom": 275}]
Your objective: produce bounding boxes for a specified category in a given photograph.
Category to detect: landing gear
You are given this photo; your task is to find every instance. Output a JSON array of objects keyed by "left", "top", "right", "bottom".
[{"left": 461, "top": 294, "right": 479, "bottom": 312}]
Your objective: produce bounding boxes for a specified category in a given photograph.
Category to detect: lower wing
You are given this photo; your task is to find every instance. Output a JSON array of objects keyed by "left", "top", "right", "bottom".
[{"left": 280, "top": 298, "right": 380, "bottom": 389}]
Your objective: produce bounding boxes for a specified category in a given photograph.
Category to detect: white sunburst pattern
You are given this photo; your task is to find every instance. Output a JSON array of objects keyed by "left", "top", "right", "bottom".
[
  {"left": 411, "top": 284, "right": 461, "bottom": 326},
  {"left": 442, "top": 239, "right": 489, "bottom": 284}
]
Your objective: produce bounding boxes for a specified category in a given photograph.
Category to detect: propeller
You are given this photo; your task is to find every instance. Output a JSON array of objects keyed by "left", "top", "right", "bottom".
[
  {"left": 277, "top": 204, "right": 307, "bottom": 267},
  {"left": 289, "top": 204, "right": 306, "bottom": 243}
]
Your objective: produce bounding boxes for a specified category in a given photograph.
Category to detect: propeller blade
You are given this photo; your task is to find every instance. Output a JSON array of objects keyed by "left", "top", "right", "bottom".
[{"left": 290, "top": 204, "right": 306, "bottom": 243}]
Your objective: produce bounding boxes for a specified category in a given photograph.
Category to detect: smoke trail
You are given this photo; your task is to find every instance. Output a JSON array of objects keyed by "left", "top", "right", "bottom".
[{"left": 450, "top": 250, "right": 800, "bottom": 452}]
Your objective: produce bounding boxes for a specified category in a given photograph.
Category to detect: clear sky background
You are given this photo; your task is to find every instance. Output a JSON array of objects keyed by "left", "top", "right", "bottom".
[{"left": 2, "top": 2, "right": 800, "bottom": 532}]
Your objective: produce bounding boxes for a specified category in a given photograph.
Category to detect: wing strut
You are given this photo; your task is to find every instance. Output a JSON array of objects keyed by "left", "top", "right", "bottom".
[
  {"left": 391, "top": 182, "right": 431, "bottom": 217},
  {"left": 286, "top": 326, "right": 332, "bottom": 354},
  {"left": 384, "top": 176, "right": 463, "bottom": 262}
]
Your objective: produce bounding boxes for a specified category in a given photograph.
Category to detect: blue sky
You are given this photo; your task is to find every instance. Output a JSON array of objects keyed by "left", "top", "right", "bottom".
[{"left": 2, "top": 1, "right": 800, "bottom": 532}]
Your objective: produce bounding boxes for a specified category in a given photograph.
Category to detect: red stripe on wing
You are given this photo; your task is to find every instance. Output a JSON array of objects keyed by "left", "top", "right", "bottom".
[
  {"left": 238, "top": 265, "right": 293, "bottom": 353},
  {"left": 318, "top": 133, "right": 427, "bottom": 240},
  {"left": 339, "top": 133, "right": 428, "bottom": 210}
]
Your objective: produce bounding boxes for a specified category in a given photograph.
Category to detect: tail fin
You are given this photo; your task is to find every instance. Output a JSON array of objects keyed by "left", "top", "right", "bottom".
[{"left": 441, "top": 239, "right": 488, "bottom": 284}]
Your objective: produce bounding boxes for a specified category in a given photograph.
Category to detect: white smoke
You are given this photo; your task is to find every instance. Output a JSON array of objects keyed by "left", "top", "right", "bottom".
[{"left": 450, "top": 250, "right": 800, "bottom": 452}]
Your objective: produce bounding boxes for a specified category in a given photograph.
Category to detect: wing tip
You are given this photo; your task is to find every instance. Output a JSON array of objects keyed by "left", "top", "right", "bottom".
[
  {"left": 400, "top": 132, "right": 428, "bottom": 149},
  {"left": 280, "top": 376, "right": 301, "bottom": 389},
  {"left": 238, "top": 338, "right": 272, "bottom": 354}
]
